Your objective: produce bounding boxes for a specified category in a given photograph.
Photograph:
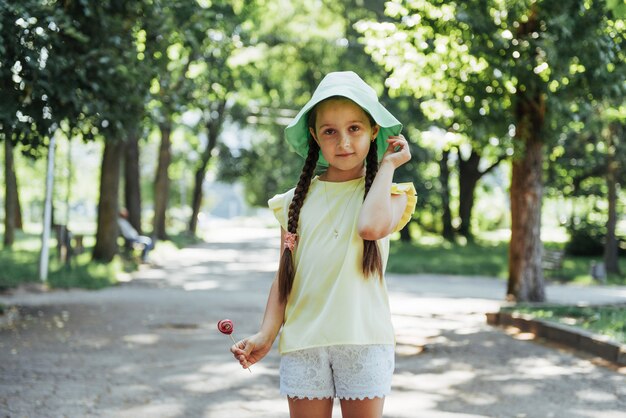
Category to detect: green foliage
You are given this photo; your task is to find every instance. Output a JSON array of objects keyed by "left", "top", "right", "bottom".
[
  {"left": 358, "top": 0, "right": 626, "bottom": 150},
  {"left": 565, "top": 217, "right": 606, "bottom": 256},
  {"left": 217, "top": 127, "right": 305, "bottom": 206},
  {"left": 564, "top": 206, "right": 626, "bottom": 258},
  {"left": 4, "top": 0, "right": 624, "bottom": 261},
  {"left": 46, "top": 256, "right": 120, "bottom": 290},
  {"left": 501, "top": 304, "right": 626, "bottom": 344},
  {"left": 388, "top": 233, "right": 626, "bottom": 283},
  {"left": 1, "top": 0, "right": 153, "bottom": 149},
  {"left": 0, "top": 248, "right": 40, "bottom": 290},
  {"left": 387, "top": 236, "right": 510, "bottom": 277},
  {"left": 0, "top": 230, "right": 118, "bottom": 290}
]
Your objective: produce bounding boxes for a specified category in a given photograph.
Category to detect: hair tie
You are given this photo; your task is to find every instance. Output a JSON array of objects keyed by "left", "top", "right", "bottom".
[{"left": 284, "top": 232, "right": 298, "bottom": 252}]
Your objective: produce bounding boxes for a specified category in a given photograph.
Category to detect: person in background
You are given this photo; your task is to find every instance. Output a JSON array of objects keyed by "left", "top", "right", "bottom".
[{"left": 117, "top": 208, "right": 154, "bottom": 263}]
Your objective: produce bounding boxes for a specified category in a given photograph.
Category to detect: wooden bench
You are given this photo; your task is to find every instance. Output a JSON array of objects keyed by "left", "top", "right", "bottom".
[
  {"left": 119, "top": 236, "right": 147, "bottom": 259},
  {"left": 119, "top": 234, "right": 153, "bottom": 263},
  {"left": 542, "top": 249, "right": 565, "bottom": 275},
  {"left": 54, "top": 225, "right": 84, "bottom": 266}
]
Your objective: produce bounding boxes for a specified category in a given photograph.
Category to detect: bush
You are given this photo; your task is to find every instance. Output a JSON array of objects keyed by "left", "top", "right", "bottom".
[{"left": 565, "top": 218, "right": 605, "bottom": 256}]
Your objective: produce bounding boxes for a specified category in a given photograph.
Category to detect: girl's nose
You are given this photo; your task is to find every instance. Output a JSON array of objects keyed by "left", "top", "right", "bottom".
[{"left": 339, "top": 132, "right": 351, "bottom": 148}]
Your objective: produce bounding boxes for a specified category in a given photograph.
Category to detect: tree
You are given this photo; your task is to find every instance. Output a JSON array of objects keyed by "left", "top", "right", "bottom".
[
  {"left": 3, "top": 135, "right": 18, "bottom": 247},
  {"left": 145, "top": 1, "right": 210, "bottom": 240},
  {"left": 0, "top": 1, "right": 146, "bottom": 269},
  {"left": 357, "top": 0, "right": 625, "bottom": 301},
  {"left": 123, "top": 127, "right": 143, "bottom": 233},
  {"left": 357, "top": 0, "right": 512, "bottom": 241},
  {"left": 186, "top": 1, "right": 250, "bottom": 235},
  {"left": 457, "top": 149, "right": 507, "bottom": 239},
  {"left": 603, "top": 118, "right": 622, "bottom": 274},
  {"left": 0, "top": 0, "right": 55, "bottom": 248}
]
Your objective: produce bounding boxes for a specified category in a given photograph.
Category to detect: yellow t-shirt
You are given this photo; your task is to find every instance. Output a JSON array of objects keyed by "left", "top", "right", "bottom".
[{"left": 268, "top": 176, "right": 417, "bottom": 354}]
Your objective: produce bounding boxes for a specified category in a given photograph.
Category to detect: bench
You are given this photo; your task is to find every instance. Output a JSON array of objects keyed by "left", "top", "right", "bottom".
[
  {"left": 120, "top": 236, "right": 147, "bottom": 259},
  {"left": 542, "top": 249, "right": 565, "bottom": 275},
  {"left": 118, "top": 232, "right": 153, "bottom": 263},
  {"left": 54, "top": 225, "right": 84, "bottom": 266}
]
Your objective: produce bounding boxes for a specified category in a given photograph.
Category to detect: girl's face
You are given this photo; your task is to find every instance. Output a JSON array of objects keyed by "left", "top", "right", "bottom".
[{"left": 309, "top": 98, "right": 379, "bottom": 175}]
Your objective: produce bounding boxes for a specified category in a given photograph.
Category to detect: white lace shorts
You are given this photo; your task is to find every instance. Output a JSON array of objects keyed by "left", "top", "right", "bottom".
[{"left": 279, "top": 344, "right": 395, "bottom": 400}]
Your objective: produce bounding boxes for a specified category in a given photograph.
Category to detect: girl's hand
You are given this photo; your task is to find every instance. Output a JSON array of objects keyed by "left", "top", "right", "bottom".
[
  {"left": 381, "top": 135, "right": 411, "bottom": 169},
  {"left": 230, "top": 332, "right": 272, "bottom": 370}
]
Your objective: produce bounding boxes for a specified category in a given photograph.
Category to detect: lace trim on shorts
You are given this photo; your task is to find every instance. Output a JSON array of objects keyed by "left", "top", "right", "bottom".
[{"left": 280, "top": 344, "right": 395, "bottom": 400}]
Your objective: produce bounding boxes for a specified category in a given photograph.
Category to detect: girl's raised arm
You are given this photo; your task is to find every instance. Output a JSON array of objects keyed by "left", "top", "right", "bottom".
[
  {"left": 358, "top": 135, "right": 410, "bottom": 241},
  {"left": 230, "top": 229, "right": 287, "bottom": 369}
]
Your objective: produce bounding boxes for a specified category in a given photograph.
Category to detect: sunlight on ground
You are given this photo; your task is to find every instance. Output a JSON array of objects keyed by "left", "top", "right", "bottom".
[
  {"left": 207, "top": 398, "right": 287, "bottom": 417},
  {"left": 575, "top": 410, "right": 626, "bottom": 418},
  {"left": 386, "top": 371, "right": 490, "bottom": 418},
  {"left": 108, "top": 402, "right": 185, "bottom": 418},
  {"left": 575, "top": 389, "right": 618, "bottom": 402},
  {"left": 122, "top": 333, "right": 160, "bottom": 345},
  {"left": 183, "top": 280, "right": 220, "bottom": 291},
  {"left": 510, "top": 356, "right": 596, "bottom": 378},
  {"left": 500, "top": 383, "right": 536, "bottom": 396}
]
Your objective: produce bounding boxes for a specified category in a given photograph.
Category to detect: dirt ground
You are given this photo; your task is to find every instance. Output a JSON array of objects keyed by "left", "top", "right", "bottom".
[{"left": 1, "top": 221, "right": 625, "bottom": 418}]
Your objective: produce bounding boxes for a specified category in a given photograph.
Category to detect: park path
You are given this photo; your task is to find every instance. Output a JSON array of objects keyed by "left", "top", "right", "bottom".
[{"left": 1, "top": 219, "right": 625, "bottom": 418}]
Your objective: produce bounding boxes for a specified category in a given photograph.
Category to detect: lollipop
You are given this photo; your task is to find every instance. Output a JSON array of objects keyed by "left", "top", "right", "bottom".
[
  {"left": 217, "top": 319, "right": 233, "bottom": 335},
  {"left": 218, "top": 319, "right": 251, "bottom": 372}
]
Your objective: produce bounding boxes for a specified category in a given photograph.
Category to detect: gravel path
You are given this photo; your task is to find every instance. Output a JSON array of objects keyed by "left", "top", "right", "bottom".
[{"left": 1, "top": 221, "right": 625, "bottom": 418}]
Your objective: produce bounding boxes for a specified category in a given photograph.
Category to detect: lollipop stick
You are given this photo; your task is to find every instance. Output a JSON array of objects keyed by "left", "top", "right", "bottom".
[{"left": 230, "top": 334, "right": 252, "bottom": 373}]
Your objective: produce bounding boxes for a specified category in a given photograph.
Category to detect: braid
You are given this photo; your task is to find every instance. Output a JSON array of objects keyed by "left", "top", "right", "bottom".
[
  {"left": 278, "top": 139, "right": 319, "bottom": 302},
  {"left": 362, "top": 140, "right": 384, "bottom": 279}
]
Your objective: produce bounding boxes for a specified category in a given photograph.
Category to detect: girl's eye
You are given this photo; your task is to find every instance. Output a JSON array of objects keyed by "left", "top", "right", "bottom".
[
  {"left": 349, "top": 125, "right": 361, "bottom": 132},
  {"left": 323, "top": 129, "right": 336, "bottom": 135}
]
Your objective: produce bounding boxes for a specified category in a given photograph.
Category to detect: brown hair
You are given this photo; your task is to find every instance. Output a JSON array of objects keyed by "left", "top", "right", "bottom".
[
  {"left": 277, "top": 98, "right": 383, "bottom": 303},
  {"left": 277, "top": 139, "right": 319, "bottom": 302},
  {"left": 362, "top": 140, "right": 383, "bottom": 279}
]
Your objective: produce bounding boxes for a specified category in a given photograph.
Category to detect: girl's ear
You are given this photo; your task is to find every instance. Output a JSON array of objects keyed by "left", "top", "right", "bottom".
[
  {"left": 309, "top": 127, "right": 320, "bottom": 145},
  {"left": 371, "top": 124, "right": 380, "bottom": 141}
]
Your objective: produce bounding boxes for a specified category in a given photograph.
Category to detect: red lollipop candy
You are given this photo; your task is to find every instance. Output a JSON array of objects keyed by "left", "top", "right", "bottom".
[
  {"left": 217, "top": 318, "right": 251, "bottom": 373},
  {"left": 218, "top": 319, "right": 233, "bottom": 335}
]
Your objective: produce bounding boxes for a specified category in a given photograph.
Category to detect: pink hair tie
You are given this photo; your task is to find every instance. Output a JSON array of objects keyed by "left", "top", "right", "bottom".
[{"left": 284, "top": 232, "right": 298, "bottom": 252}]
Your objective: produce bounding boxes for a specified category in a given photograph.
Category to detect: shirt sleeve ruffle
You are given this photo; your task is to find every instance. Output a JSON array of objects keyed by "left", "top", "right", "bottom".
[
  {"left": 267, "top": 188, "right": 295, "bottom": 230},
  {"left": 391, "top": 182, "right": 417, "bottom": 232}
]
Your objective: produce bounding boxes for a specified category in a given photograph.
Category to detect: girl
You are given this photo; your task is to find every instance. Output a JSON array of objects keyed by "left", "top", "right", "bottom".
[{"left": 231, "top": 71, "right": 416, "bottom": 418}]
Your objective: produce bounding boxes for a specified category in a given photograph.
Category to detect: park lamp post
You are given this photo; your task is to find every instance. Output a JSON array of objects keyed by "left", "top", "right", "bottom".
[{"left": 38, "top": 130, "right": 57, "bottom": 282}]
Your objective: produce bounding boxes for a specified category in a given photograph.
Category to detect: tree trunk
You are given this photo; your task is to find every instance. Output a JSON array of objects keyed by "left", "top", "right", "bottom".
[
  {"left": 153, "top": 122, "right": 172, "bottom": 240},
  {"left": 458, "top": 149, "right": 506, "bottom": 239},
  {"left": 14, "top": 177, "right": 23, "bottom": 230},
  {"left": 439, "top": 149, "right": 454, "bottom": 241},
  {"left": 188, "top": 167, "right": 206, "bottom": 235},
  {"left": 4, "top": 135, "right": 17, "bottom": 248},
  {"left": 124, "top": 131, "right": 143, "bottom": 234},
  {"left": 188, "top": 102, "right": 225, "bottom": 235},
  {"left": 507, "top": 92, "right": 546, "bottom": 302},
  {"left": 458, "top": 150, "right": 481, "bottom": 240},
  {"left": 604, "top": 123, "right": 620, "bottom": 274},
  {"left": 93, "top": 140, "right": 123, "bottom": 262}
]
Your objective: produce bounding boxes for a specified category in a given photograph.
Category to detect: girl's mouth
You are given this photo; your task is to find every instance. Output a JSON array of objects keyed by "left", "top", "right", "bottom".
[{"left": 336, "top": 153, "right": 355, "bottom": 157}]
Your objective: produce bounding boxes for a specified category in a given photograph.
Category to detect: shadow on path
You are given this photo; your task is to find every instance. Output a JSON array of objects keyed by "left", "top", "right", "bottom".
[{"left": 1, "top": 222, "right": 624, "bottom": 417}]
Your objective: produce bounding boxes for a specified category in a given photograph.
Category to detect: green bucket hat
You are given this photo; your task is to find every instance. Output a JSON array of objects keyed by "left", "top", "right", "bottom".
[{"left": 285, "top": 71, "right": 403, "bottom": 167}]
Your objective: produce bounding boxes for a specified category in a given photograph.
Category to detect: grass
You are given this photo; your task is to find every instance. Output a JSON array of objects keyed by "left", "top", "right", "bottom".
[
  {"left": 500, "top": 304, "right": 626, "bottom": 344},
  {"left": 167, "top": 231, "right": 204, "bottom": 249},
  {"left": 0, "top": 231, "right": 122, "bottom": 290},
  {"left": 0, "top": 228, "right": 200, "bottom": 291},
  {"left": 0, "top": 229, "right": 151, "bottom": 290},
  {"left": 387, "top": 237, "right": 509, "bottom": 277},
  {"left": 387, "top": 233, "right": 626, "bottom": 285}
]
